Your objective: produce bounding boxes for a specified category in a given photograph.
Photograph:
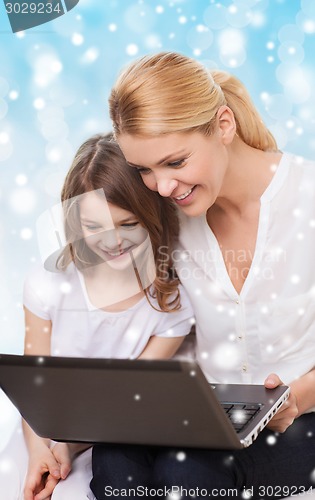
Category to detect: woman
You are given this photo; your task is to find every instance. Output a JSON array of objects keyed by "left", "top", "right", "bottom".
[{"left": 91, "top": 52, "right": 315, "bottom": 498}]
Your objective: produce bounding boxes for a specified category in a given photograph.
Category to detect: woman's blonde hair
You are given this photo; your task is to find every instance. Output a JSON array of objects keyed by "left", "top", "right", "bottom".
[{"left": 110, "top": 52, "right": 277, "bottom": 151}]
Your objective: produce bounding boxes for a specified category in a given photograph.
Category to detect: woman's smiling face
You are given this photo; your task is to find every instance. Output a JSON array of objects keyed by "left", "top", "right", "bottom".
[{"left": 118, "top": 130, "right": 230, "bottom": 217}]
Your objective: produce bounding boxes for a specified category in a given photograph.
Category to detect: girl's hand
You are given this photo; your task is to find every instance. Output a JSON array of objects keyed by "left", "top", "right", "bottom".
[
  {"left": 50, "top": 443, "right": 72, "bottom": 480},
  {"left": 24, "top": 444, "right": 61, "bottom": 500},
  {"left": 264, "top": 373, "right": 299, "bottom": 433}
]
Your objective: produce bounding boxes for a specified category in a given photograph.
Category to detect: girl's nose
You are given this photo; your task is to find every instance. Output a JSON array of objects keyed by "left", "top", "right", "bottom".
[
  {"left": 102, "top": 229, "right": 122, "bottom": 250},
  {"left": 156, "top": 178, "right": 179, "bottom": 197}
]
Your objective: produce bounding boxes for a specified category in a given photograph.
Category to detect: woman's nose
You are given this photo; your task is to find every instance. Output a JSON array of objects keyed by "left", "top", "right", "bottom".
[{"left": 156, "top": 178, "right": 179, "bottom": 197}]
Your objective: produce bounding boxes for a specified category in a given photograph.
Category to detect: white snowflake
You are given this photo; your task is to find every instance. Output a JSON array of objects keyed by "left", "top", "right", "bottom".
[
  {"left": 176, "top": 451, "right": 186, "bottom": 461},
  {"left": 126, "top": 44, "right": 139, "bottom": 56},
  {"left": 266, "top": 435, "right": 277, "bottom": 446}
]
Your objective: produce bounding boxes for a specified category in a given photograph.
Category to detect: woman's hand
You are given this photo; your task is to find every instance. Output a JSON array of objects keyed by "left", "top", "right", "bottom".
[
  {"left": 264, "top": 373, "right": 299, "bottom": 433},
  {"left": 24, "top": 443, "right": 61, "bottom": 500}
]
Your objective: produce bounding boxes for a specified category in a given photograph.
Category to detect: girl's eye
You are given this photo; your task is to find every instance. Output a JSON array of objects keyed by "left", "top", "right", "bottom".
[
  {"left": 83, "top": 224, "right": 101, "bottom": 231},
  {"left": 121, "top": 222, "right": 139, "bottom": 229},
  {"left": 167, "top": 159, "right": 186, "bottom": 168}
]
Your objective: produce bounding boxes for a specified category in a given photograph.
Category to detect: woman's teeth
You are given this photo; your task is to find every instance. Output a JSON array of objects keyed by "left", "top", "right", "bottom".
[{"left": 175, "top": 187, "right": 193, "bottom": 201}]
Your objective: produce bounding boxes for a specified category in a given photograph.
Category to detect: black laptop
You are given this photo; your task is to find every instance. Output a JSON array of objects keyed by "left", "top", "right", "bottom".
[{"left": 0, "top": 354, "right": 289, "bottom": 449}]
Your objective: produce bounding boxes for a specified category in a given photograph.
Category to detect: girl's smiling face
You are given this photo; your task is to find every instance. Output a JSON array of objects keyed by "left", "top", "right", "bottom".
[{"left": 79, "top": 189, "right": 148, "bottom": 270}]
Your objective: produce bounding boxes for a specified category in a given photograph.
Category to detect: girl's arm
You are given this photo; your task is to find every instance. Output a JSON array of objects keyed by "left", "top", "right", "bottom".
[
  {"left": 138, "top": 336, "right": 185, "bottom": 360},
  {"left": 23, "top": 307, "right": 68, "bottom": 500},
  {"left": 23, "top": 420, "right": 61, "bottom": 500},
  {"left": 24, "top": 306, "right": 51, "bottom": 356}
]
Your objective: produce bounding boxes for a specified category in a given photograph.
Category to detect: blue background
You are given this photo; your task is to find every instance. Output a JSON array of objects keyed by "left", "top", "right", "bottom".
[{"left": 0, "top": 0, "right": 314, "bottom": 444}]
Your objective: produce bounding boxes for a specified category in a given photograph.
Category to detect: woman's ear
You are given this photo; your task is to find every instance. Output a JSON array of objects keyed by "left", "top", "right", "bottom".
[{"left": 216, "top": 105, "right": 236, "bottom": 145}]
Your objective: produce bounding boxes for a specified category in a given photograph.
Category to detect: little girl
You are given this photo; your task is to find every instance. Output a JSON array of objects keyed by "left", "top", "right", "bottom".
[{"left": 0, "top": 134, "right": 194, "bottom": 500}]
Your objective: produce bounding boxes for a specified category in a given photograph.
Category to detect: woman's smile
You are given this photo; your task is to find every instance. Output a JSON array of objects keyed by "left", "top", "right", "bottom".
[{"left": 173, "top": 186, "right": 197, "bottom": 205}]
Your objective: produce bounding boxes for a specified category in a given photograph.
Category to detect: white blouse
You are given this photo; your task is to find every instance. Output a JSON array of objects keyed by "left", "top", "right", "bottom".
[{"left": 176, "top": 152, "right": 315, "bottom": 385}]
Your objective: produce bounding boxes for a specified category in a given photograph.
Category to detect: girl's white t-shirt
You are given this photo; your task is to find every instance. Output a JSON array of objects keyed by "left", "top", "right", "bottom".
[
  {"left": 23, "top": 262, "right": 194, "bottom": 359},
  {"left": 176, "top": 152, "right": 315, "bottom": 385}
]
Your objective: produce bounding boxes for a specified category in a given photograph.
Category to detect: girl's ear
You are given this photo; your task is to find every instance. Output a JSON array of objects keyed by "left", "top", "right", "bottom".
[{"left": 216, "top": 105, "right": 236, "bottom": 145}]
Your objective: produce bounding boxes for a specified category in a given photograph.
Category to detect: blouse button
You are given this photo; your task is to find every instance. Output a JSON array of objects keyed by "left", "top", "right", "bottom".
[{"left": 242, "top": 363, "right": 248, "bottom": 372}]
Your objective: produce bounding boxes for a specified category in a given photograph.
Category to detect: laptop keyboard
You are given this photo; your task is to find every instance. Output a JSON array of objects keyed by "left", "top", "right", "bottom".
[{"left": 221, "top": 402, "right": 261, "bottom": 433}]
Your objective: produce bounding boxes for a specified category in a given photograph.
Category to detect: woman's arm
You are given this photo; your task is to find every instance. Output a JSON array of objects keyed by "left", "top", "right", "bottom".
[
  {"left": 289, "top": 368, "right": 315, "bottom": 416},
  {"left": 138, "top": 336, "right": 185, "bottom": 359},
  {"left": 264, "top": 368, "right": 315, "bottom": 433}
]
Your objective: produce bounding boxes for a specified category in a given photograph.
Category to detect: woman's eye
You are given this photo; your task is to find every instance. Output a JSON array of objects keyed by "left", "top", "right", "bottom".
[
  {"left": 167, "top": 159, "right": 186, "bottom": 168},
  {"left": 136, "top": 167, "right": 151, "bottom": 175}
]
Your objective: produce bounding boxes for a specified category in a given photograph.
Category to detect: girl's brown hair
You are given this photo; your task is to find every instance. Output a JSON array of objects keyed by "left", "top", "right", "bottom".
[
  {"left": 109, "top": 51, "right": 277, "bottom": 151},
  {"left": 58, "top": 134, "right": 180, "bottom": 312}
]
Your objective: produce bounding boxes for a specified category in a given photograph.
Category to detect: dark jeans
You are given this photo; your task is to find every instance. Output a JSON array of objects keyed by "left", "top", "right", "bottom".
[{"left": 90, "top": 413, "right": 315, "bottom": 499}]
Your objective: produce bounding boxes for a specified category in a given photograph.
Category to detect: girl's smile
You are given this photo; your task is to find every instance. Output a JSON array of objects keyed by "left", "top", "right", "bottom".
[{"left": 79, "top": 189, "right": 148, "bottom": 270}]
